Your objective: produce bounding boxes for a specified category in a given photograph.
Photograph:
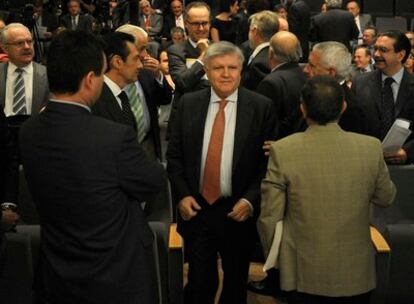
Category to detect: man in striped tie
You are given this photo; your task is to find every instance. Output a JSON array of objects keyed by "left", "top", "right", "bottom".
[
  {"left": 167, "top": 41, "right": 276, "bottom": 304},
  {"left": 0, "top": 23, "right": 49, "bottom": 207}
]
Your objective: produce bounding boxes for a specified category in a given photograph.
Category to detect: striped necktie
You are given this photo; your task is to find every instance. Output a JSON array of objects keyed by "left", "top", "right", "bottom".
[
  {"left": 126, "top": 83, "right": 146, "bottom": 143},
  {"left": 13, "top": 68, "right": 27, "bottom": 115}
]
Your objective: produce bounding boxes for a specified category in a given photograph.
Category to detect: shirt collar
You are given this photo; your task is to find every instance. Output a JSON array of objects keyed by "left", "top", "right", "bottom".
[
  {"left": 49, "top": 99, "right": 91, "bottom": 112},
  {"left": 104, "top": 75, "right": 123, "bottom": 97},
  {"left": 8, "top": 61, "right": 33, "bottom": 74},
  {"left": 188, "top": 38, "right": 198, "bottom": 48},
  {"left": 271, "top": 62, "right": 288, "bottom": 72},
  {"left": 251, "top": 42, "right": 269, "bottom": 60},
  {"left": 381, "top": 67, "right": 404, "bottom": 85},
  {"left": 210, "top": 88, "right": 238, "bottom": 104}
]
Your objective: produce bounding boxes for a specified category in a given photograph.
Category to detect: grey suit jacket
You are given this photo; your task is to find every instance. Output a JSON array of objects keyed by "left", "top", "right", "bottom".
[
  {"left": 258, "top": 124, "right": 396, "bottom": 296},
  {"left": 358, "top": 14, "right": 373, "bottom": 33},
  {"left": 0, "top": 62, "right": 49, "bottom": 114},
  {"left": 139, "top": 14, "right": 163, "bottom": 38}
]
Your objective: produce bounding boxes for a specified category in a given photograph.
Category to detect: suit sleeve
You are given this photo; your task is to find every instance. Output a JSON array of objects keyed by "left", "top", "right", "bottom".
[
  {"left": 371, "top": 142, "right": 396, "bottom": 207},
  {"left": 118, "top": 127, "right": 166, "bottom": 202},
  {"left": 168, "top": 46, "right": 206, "bottom": 93},
  {"left": 257, "top": 145, "right": 286, "bottom": 257},
  {"left": 149, "top": 15, "right": 163, "bottom": 37}
]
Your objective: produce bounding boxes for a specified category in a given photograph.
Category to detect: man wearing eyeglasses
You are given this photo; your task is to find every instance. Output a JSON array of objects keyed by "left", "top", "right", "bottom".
[
  {"left": 0, "top": 23, "right": 49, "bottom": 208},
  {"left": 352, "top": 30, "right": 414, "bottom": 165},
  {"left": 167, "top": 1, "right": 211, "bottom": 130}
]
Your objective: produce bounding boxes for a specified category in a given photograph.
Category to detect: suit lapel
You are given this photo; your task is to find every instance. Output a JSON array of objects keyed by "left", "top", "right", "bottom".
[
  {"left": 0, "top": 63, "right": 8, "bottom": 108},
  {"left": 233, "top": 88, "right": 253, "bottom": 173},
  {"left": 102, "top": 83, "right": 125, "bottom": 123},
  {"left": 395, "top": 70, "right": 413, "bottom": 117},
  {"left": 32, "top": 63, "right": 47, "bottom": 114},
  {"left": 191, "top": 89, "right": 210, "bottom": 186}
]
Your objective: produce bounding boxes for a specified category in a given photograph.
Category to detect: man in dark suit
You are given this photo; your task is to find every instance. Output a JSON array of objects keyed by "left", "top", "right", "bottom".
[
  {"left": 20, "top": 30, "right": 164, "bottom": 304},
  {"left": 258, "top": 31, "right": 306, "bottom": 139},
  {"left": 241, "top": 10, "right": 279, "bottom": 91},
  {"left": 310, "top": 0, "right": 359, "bottom": 50},
  {"left": 92, "top": 32, "right": 142, "bottom": 133},
  {"left": 287, "top": 0, "right": 311, "bottom": 63},
  {"left": 60, "top": 0, "right": 94, "bottom": 32},
  {"left": 167, "top": 1, "right": 211, "bottom": 127},
  {"left": 0, "top": 23, "right": 49, "bottom": 205},
  {"left": 116, "top": 24, "right": 172, "bottom": 160},
  {"left": 167, "top": 41, "right": 275, "bottom": 304},
  {"left": 162, "top": 0, "right": 185, "bottom": 41},
  {"left": 352, "top": 30, "right": 414, "bottom": 164},
  {"left": 304, "top": 41, "right": 365, "bottom": 134}
]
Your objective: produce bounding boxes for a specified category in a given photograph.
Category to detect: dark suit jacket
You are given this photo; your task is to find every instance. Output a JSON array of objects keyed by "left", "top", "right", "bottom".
[
  {"left": 241, "top": 45, "right": 270, "bottom": 91},
  {"left": 257, "top": 62, "right": 306, "bottom": 139},
  {"left": 19, "top": 101, "right": 164, "bottom": 304},
  {"left": 137, "top": 69, "right": 172, "bottom": 160},
  {"left": 167, "top": 40, "right": 210, "bottom": 128},
  {"left": 92, "top": 82, "right": 137, "bottom": 132},
  {"left": 310, "top": 9, "right": 359, "bottom": 50},
  {"left": 0, "top": 62, "right": 49, "bottom": 203},
  {"left": 162, "top": 14, "right": 176, "bottom": 40},
  {"left": 166, "top": 87, "right": 276, "bottom": 236},
  {"left": 60, "top": 13, "right": 94, "bottom": 32},
  {"left": 351, "top": 69, "right": 414, "bottom": 162},
  {"left": 339, "top": 83, "right": 365, "bottom": 134},
  {"left": 288, "top": 0, "right": 311, "bottom": 62}
]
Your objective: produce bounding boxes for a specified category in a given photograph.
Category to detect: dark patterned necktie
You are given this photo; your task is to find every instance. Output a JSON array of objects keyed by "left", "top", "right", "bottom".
[
  {"left": 118, "top": 91, "right": 136, "bottom": 130},
  {"left": 381, "top": 77, "right": 395, "bottom": 139},
  {"left": 13, "top": 68, "right": 27, "bottom": 115}
]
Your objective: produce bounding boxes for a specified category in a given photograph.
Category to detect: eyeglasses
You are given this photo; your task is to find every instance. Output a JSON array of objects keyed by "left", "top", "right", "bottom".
[
  {"left": 186, "top": 21, "right": 209, "bottom": 28},
  {"left": 6, "top": 39, "right": 34, "bottom": 48},
  {"left": 373, "top": 46, "right": 392, "bottom": 53}
]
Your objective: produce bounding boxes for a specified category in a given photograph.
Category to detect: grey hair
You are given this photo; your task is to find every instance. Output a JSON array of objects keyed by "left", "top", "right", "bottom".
[
  {"left": 0, "top": 23, "right": 31, "bottom": 45},
  {"left": 270, "top": 37, "right": 302, "bottom": 63},
  {"left": 203, "top": 41, "right": 244, "bottom": 67},
  {"left": 313, "top": 41, "right": 352, "bottom": 82},
  {"left": 325, "top": 0, "right": 342, "bottom": 9},
  {"left": 249, "top": 10, "right": 279, "bottom": 41},
  {"left": 116, "top": 24, "right": 148, "bottom": 40}
]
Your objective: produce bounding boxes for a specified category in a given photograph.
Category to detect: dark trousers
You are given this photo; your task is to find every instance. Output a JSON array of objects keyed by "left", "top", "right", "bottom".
[
  {"left": 288, "top": 291, "right": 371, "bottom": 304},
  {"left": 182, "top": 196, "right": 255, "bottom": 304}
]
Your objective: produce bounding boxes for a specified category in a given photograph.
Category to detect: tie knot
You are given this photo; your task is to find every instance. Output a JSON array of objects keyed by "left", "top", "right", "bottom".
[
  {"left": 118, "top": 91, "right": 129, "bottom": 104},
  {"left": 384, "top": 77, "right": 394, "bottom": 87},
  {"left": 219, "top": 100, "right": 228, "bottom": 110},
  {"left": 15, "top": 68, "right": 23, "bottom": 75}
]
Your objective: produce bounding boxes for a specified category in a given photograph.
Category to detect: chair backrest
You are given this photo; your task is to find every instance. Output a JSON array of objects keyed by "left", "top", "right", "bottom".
[
  {"left": 395, "top": 0, "right": 414, "bottom": 18},
  {"left": 375, "top": 17, "right": 408, "bottom": 32},
  {"left": 364, "top": 0, "right": 394, "bottom": 17}
]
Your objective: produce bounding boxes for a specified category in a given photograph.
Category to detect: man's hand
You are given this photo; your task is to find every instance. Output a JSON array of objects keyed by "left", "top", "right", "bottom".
[
  {"left": 384, "top": 148, "right": 407, "bottom": 164},
  {"left": 227, "top": 200, "right": 252, "bottom": 222},
  {"left": 143, "top": 56, "right": 162, "bottom": 78},
  {"left": 1, "top": 210, "right": 20, "bottom": 225},
  {"left": 263, "top": 140, "right": 274, "bottom": 156},
  {"left": 197, "top": 39, "right": 209, "bottom": 53},
  {"left": 178, "top": 196, "right": 201, "bottom": 220}
]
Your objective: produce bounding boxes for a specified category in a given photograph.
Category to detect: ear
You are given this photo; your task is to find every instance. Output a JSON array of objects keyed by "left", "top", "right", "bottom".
[
  {"left": 83, "top": 71, "right": 96, "bottom": 91},
  {"left": 300, "top": 103, "right": 307, "bottom": 119},
  {"left": 110, "top": 55, "right": 122, "bottom": 70},
  {"left": 398, "top": 49, "right": 406, "bottom": 62}
]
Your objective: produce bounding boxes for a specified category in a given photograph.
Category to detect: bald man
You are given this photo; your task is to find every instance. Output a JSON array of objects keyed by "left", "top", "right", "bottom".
[{"left": 257, "top": 31, "right": 306, "bottom": 139}]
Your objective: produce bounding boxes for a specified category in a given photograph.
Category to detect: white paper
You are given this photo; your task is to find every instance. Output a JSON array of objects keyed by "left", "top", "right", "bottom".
[
  {"left": 36, "top": 26, "right": 48, "bottom": 39},
  {"left": 263, "top": 220, "right": 283, "bottom": 271},
  {"left": 382, "top": 118, "right": 412, "bottom": 153}
]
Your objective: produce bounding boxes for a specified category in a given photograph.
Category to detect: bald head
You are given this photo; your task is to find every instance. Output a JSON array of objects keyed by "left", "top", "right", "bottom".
[
  {"left": 269, "top": 31, "right": 302, "bottom": 67},
  {"left": 278, "top": 17, "right": 289, "bottom": 31}
]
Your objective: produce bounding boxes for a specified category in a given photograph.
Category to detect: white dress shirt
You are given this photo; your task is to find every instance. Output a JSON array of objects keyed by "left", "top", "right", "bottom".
[
  {"left": 381, "top": 67, "right": 404, "bottom": 102},
  {"left": 104, "top": 75, "right": 123, "bottom": 108},
  {"left": 4, "top": 62, "right": 34, "bottom": 117}
]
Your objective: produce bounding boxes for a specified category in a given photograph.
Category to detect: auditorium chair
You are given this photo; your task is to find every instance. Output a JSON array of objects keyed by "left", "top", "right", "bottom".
[
  {"left": 395, "top": 0, "right": 414, "bottom": 19},
  {"left": 375, "top": 17, "right": 408, "bottom": 32},
  {"left": 371, "top": 165, "right": 414, "bottom": 303}
]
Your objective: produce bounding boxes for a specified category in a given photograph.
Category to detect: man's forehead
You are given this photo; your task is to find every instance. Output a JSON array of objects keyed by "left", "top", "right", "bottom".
[
  {"left": 376, "top": 36, "right": 395, "bottom": 47},
  {"left": 187, "top": 7, "right": 210, "bottom": 20}
]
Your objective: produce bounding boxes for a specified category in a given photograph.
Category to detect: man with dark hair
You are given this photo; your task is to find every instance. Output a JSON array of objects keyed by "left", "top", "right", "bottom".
[
  {"left": 167, "top": 41, "right": 275, "bottom": 304},
  {"left": 92, "top": 32, "right": 142, "bottom": 133},
  {"left": 259, "top": 75, "right": 396, "bottom": 304},
  {"left": 19, "top": 30, "right": 164, "bottom": 304},
  {"left": 310, "top": 0, "right": 359, "bottom": 50},
  {"left": 352, "top": 30, "right": 414, "bottom": 164}
]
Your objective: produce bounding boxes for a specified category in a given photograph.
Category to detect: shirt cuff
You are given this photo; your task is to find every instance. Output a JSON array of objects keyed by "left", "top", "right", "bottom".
[{"left": 240, "top": 198, "right": 254, "bottom": 216}]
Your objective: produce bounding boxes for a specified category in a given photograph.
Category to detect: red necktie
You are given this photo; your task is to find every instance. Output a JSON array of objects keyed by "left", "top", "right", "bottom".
[
  {"left": 202, "top": 100, "right": 228, "bottom": 204},
  {"left": 145, "top": 16, "right": 150, "bottom": 29}
]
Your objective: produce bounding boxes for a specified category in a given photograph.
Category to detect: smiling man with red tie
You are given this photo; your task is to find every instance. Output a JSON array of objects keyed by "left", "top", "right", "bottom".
[{"left": 167, "top": 41, "right": 275, "bottom": 304}]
